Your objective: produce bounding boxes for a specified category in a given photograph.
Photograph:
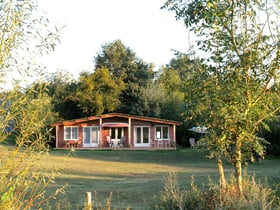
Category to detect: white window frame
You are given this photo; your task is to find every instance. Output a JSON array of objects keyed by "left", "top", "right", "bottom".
[
  {"left": 134, "top": 126, "right": 150, "bottom": 146},
  {"left": 155, "top": 126, "right": 169, "bottom": 140},
  {"left": 64, "top": 126, "right": 79, "bottom": 140},
  {"left": 83, "top": 126, "right": 99, "bottom": 147}
]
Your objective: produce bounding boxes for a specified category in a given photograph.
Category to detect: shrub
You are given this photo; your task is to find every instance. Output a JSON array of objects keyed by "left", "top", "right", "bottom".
[{"left": 150, "top": 172, "right": 278, "bottom": 210}]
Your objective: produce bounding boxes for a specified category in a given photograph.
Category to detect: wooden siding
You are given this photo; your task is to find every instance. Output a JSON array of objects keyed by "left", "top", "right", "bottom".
[{"left": 53, "top": 113, "right": 181, "bottom": 149}]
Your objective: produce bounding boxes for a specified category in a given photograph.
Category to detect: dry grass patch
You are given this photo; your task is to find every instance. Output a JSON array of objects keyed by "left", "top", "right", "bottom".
[{"left": 2, "top": 147, "right": 280, "bottom": 209}]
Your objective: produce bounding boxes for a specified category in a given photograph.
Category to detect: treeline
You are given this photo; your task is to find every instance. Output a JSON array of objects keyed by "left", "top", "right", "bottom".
[
  {"left": 25, "top": 38, "right": 279, "bottom": 151},
  {"left": 39, "top": 39, "right": 199, "bottom": 146}
]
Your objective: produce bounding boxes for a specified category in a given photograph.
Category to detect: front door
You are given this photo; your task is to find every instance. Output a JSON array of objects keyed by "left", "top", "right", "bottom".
[
  {"left": 83, "top": 126, "right": 99, "bottom": 147},
  {"left": 134, "top": 126, "right": 150, "bottom": 147}
]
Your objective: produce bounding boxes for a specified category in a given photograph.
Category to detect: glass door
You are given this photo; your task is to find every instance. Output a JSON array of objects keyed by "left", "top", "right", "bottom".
[
  {"left": 83, "top": 126, "right": 99, "bottom": 147},
  {"left": 110, "top": 127, "right": 123, "bottom": 147},
  {"left": 134, "top": 126, "right": 150, "bottom": 147}
]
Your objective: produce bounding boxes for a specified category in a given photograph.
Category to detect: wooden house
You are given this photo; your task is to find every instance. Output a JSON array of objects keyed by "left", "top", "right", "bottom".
[{"left": 51, "top": 113, "right": 181, "bottom": 149}]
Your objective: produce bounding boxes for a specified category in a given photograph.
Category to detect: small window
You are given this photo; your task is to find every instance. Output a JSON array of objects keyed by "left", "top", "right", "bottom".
[
  {"left": 155, "top": 126, "right": 169, "bottom": 140},
  {"left": 64, "top": 126, "right": 78, "bottom": 140}
]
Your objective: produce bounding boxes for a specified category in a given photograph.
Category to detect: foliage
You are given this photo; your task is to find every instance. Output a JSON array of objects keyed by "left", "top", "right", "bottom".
[
  {"left": 94, "top": 39, "right": 154, "bottom": 114},
  {"left": 76, "top": 68, "right": 125, "bottom": 116},
  {"left": 0, "top": 87, "right": 64, "bottom": 209},
  {"left": 0, "top": 86, "right": 65, "bottom": 209},
  {"left": 163, "top": 0, "right": 280, "bottom": 194},
  {"left": 46, "top": 66, "right": 125, "bottom": 119},
  {"left": 0, "top": 0, "right": 63, "bottom": 209},
  {"left": 261, "top": 116, "right": 280, "bottom": 156},
  {"left": 157, "top": 53, "right": 199, "bottom": 145},
  {"left": 46, "top": 71, "right": 82, "bottom": 120},
  {"left": 158, "top": 53, "right": 199, "bottom": 95},
  {"left": 48, "top": 40, "right": 156, "bottom": 119},
  {"left": 94, "top": 39, "right": 154, "bottom": 83},
  {"left": 151, "top": 172, "right": 278, "bottom": 210},
  {"left": 133, "top": 82, "right": 166, "bottom": 118},
  {"left": 271, "top": 172, "right": 280, "bottom": 206}
]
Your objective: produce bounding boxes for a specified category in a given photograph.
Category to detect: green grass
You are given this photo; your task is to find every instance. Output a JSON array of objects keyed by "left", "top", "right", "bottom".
[{"left": 35, "top": 148, "right": 280, "bottom": 209}]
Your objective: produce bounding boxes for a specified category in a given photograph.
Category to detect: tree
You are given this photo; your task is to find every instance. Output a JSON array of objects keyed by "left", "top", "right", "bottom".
[
  {"left": 133, "top": 82, "right": 166, "bottom": 118},
  {"left": 46, "top": 71, "right": 82, "bottom": 120},
  {"left": 94, "top": 40, "right": 154, "bottom": 114},
  {"left": 261, "top": 116, "right": 280, "bottom": 155},
  {"left": 158, "top": 54, "right": 198, "bottom": 145},
  {"left": 0, "top": 0, "right": 63, "bottom": 208},
  {"left": 159, "top": 53, "right": 200, "bottom": 94},
  {"left": 164, "top": 0, "right": 280, "bottom": 195},
  {"left": 158, "top": 53, "right": 197, "bottom": 120},
  {"left": 77, "top": 68, "right": 125, "bottom": 116}
]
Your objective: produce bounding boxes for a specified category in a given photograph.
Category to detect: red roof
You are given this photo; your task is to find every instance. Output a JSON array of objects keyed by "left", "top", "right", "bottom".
[{"left": 51, "top": 113, "right": 182, "bottom": 126}]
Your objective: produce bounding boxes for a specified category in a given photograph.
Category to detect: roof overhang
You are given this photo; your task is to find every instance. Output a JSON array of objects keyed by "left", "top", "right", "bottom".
[{"left": 51, "top": 113, "right": 182, "bottom": 127}]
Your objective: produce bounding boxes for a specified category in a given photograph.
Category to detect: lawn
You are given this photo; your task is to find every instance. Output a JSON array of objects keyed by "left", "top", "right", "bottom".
[{"left": 36, "top": 148, "right": 280, "bottom": 209}]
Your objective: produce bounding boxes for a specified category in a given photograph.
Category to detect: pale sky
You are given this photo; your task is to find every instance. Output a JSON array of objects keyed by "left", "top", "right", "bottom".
[{"left": 38, "top": 0, "right": 191, "bottom": 78}]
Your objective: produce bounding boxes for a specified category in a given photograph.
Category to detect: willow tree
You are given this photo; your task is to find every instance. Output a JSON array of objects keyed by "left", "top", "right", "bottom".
[
  {"left": 0, "top": 0, "right": 62, "bottom": 209},
  {"left": 164, "top": 0, "right": 280, "bottom": 195}
]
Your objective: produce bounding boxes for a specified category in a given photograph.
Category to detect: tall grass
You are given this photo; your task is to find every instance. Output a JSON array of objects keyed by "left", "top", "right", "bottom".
[
  {"left": 23, "top": 149, "right": 280, "bottom": 209},
  {"left": 151, "top": 172, "right": 279, "bottom": 210}
]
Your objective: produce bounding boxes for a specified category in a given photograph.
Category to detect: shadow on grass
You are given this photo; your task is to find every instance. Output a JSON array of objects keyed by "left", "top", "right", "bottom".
[
  {"left": 41, "top": 148, "right": 280, "bottom": 209},
  {"left": 50, "top": 148, "right": 214, "bottom": 165}
]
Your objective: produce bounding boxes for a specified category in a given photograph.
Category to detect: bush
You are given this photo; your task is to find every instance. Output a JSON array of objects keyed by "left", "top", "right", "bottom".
[
  {"left": 261, "top": 117, "right": 280, "bottom": 156},
  {"left": 150, "top": 172, "right": 278, "bottom": 210}
]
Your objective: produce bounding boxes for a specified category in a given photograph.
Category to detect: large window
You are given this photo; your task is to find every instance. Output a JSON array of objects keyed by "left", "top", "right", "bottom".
[
  {"left": 155, "top": 126, "right": 169, "bottom": 140},
  {"left": 64, "top": 126, "right": 78, "bottom": 140},
  {"left": 83, "top": 126, "right": 99, "bottom": 147},
  {"left": 134, "top": 126, "right": 150, "bottom": 146}
]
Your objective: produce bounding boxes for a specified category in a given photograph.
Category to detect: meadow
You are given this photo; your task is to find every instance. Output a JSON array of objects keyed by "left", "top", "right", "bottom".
[{"left": 38, "top": 148, "right": 280, "bottom": 209}]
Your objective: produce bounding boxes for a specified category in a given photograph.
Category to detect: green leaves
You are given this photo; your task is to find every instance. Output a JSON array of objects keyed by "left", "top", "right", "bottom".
[
  {"left": 77, "top": 68, "right": 124, "bottom": 116},
  {"left": 164, "top": 0, "right": 280, "bottom": 193},
  {"left": 93, "top": 40, "right": 154, "bottom": 114}
]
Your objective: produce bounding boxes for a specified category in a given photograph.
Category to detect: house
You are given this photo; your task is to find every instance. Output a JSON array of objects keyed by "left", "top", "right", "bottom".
[{"left": 51, "top": 113, "right": 182, "bottom": 149}]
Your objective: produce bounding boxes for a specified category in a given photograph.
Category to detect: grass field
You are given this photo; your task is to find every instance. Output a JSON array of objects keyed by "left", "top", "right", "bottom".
[{"left": 35, "top": 148, "right": 280, "bottom": 209}]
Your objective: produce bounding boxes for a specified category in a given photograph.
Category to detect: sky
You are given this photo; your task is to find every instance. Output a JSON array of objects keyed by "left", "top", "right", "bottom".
[{"left": 38, "top": 0, "right": 191, "bottom": 78}]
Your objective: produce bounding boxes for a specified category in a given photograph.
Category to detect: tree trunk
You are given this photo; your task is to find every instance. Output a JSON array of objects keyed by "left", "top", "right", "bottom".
[
  {"left": 234, "top": 145, "right": 243, "bottom": 196},
  {"left": 217, "top": 158, "right": 227, "bottom": 190}
]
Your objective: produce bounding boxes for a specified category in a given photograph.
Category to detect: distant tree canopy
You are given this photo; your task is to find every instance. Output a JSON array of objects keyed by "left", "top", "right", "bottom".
[
  {"left": 94, "top": 40, "right": 154, "bottom": 83},
  {"left": 46, "top": 72, "right": 82, "bottom": 120},
  {"left": 76, "top": 68, "right": 124, "bottom": 116},
  {"left": 94, "top": 40, "right": 155, "bottom": 114},
  {"left": 47, "top": 40, "right": 155, "bottom": 118}
]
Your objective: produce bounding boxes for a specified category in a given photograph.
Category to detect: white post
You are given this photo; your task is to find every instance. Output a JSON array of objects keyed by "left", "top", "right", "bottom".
[
  {"left": 173, "top": 124, "right": 176, "bottom": 148},
  {"left": 85, "top": 191, "right": 92, "bottom": 210},
  {"left": 56, "top": 125, "right": 59, "bottom": 148},
  {"left": 99, "top": 118, "right": 102, "bottom": 147},
  {"left": 128, "top": 117, "right": 131, "bottom": 147}
]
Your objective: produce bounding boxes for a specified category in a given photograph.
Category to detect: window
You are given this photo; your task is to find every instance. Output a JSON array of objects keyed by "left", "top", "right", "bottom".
[
  {"left": 64, "top": 126, "right": 78, "bottom": 140},
  {"left": 83, "top": 126, "right": 99, "bottom": 146},
  {"left": 155, "top": 126, "right": 169, "bottom": 140},
  {"left": 134, "top": 126, "right": 150, "bottom": 146},
  {"left": 110, "top": 127, "right": 123, "bottom": 139}
]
